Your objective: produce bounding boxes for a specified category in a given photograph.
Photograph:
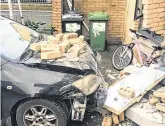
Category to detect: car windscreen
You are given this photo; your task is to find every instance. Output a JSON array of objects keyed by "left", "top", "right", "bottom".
[{"left": 0, "top": 21, "right": 39, "bottom": 60}]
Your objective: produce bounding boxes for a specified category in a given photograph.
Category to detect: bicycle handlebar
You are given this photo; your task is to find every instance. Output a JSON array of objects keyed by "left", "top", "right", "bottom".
[{"left": 129, "top": 29, "right": 147, "bottom": 39}]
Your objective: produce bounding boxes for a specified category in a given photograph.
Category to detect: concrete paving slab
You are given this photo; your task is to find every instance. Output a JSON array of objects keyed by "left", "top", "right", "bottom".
[{"left": 126, "top": 99, "right": 165, "bottom": 126}]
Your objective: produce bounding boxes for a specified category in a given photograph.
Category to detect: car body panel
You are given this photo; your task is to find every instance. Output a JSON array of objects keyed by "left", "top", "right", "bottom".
[{"left": 0, "top": 16, "right": 101, "bottom": 126}]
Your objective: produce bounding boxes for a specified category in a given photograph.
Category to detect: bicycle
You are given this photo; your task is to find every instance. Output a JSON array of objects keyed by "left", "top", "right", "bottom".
[{"left": 112, "top": 28, "right": 165, "bottom": 70}]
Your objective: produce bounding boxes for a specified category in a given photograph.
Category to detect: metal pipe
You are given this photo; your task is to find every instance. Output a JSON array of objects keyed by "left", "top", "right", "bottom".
[
  {"left": 17, "top": 0, "right": 24, "bottom": 24},
  {"left": 8, "top": 0, "right": 13, "bottom": 19}
]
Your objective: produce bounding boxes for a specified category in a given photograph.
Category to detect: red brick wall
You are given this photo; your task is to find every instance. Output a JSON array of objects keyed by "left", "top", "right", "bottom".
[
  {"left": 52, "top": 0, "right": 127, "bottom": 44},
  {"left": 52, "top": 0, "right": 62, "bottom": 33},
  {"left": 74, "top": 0, "right": 127, "bottom": 44},
  {"left": 142, "top": 0, "right": 165, "bottom": 35},
  {"left": 52, "top": 0, "right": 164, "bottom": 44}
]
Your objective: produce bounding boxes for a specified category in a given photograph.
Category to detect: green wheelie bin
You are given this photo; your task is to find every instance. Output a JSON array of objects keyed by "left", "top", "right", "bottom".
[{"left": 88, "top": 12, "right": 109, "bottom": 51}]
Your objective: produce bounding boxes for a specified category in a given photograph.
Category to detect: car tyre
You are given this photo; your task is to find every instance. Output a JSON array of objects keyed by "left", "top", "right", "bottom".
[{"left": 16, "top": 99, "right": 68, "bottom": 126}]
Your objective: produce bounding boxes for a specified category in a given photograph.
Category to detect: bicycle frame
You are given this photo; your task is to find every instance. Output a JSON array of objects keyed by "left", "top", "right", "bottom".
[{"left": 132, "top": 37, "right": 156, "bottom": 65}]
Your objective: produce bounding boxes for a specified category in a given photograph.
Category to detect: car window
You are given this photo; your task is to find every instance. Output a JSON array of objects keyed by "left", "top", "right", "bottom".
[
  {"left": 11, "top": 23, "right": 34, "bottom": 41},
  {"left": 0, "top": 21, "right": 32, "bottom": 60}
]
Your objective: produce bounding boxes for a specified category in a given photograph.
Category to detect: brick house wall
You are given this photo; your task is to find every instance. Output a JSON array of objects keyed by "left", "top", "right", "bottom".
[
  {"left": 52, "top": 0, "right": 164, "bottom": 44},
  {"left": 142, "top": 0, "right": 165, "bottom": 35},
  {"left": 52, "top": 0, "right": 62, "bottom": 33},
  {"left": 52, "top": 0, "right": 127, "bottom": 44},
  {"left": 74, "top": 0, "right": 127, "bottom": 44},
  {"left": 124, "top": 0, "right": 165, "bottom": 44}
]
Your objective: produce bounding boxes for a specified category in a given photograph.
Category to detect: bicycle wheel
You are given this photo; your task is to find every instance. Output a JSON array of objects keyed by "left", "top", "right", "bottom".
[{"left": 112, "top": 45, "right": 133, "bottom": 70}]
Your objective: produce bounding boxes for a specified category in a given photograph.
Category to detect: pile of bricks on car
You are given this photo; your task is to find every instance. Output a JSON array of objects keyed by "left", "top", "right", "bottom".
[
  {"left": 30, "top": 33, "right": 87, "bottom": 60},
  {"left": 142, "top": 0, "right": 165, "bottom": 35}
]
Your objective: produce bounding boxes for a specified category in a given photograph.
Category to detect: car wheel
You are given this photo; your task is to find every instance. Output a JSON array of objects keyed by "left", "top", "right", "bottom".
[{"left": 16, "top": 99, "right": 67, "bottom": 126}]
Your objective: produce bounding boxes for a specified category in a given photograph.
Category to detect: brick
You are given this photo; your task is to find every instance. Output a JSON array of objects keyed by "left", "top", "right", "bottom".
[
  {"left": 159, "top": 12, "right": 165, "bottom": 17},
  {"left": 156, "top": 30, "right": 165, "bottom": 34},
  {"left": 47, "top": 35, "right": 59, "bottom": 44},
  {"left": 148, "top": 94, "right": 159, "bottom": 105},
  {"left": 152, "top": 13, "right": 159, "bottom": 18},
  {"left": 102, "top": 117, "right": 112, "bottom": 126},
  {"left": 143, "top": 9, "right": 153, "bottom": 15},
  {"left": 150, "top": 22, "right": 159, "bottom": 27},
  {"left": 155, "top": 8, "right": 165, "bottom": 12},
  {"left": 159, "top": 21, "right": 165, "bottom": 26},
  {"left": 144, "top": 4, "right": 159, "bottom": 9},
  {"left": 156, "top": 103, "right": 165, "bottom": 112},
  {"left": 112, "top": 113, "right": 119, "bottom": 125},
  {"left": 161, "top": 97, "right": 165, "bottom": 103},
  {"left": 55, "top": 33, "right": 64, "bottom": 41},
  {"left": 153, "top": 87, "right": 165, "bottom": 98},
  {"left": 118, "top": 86, "right": 135, "bottom": 99},
  {"left": 79, "top": 35, "right": 85, "bottom": 43},
  {"left": 152, "top": 0, "right": 159, "bottom": 4},
  {"left": 41, "top": 44, "right": 60, "bottom": 53},
  {"left": 30, "top": 42, "right": 44, "bottom": 51},
  {"left": 62, "top": 33, "right": 78, "bottom": 41},
  {"left": 151, "top": 25, "right": 164, "bottom": 31},
  {"left": 142, "top": 0, "right": 153, "bottom": 4},
  {"left": 143, "top": 13, "right": 153, "bottom": 19},
  {"left": 59, "top": 40, "right": 71, "bottom": 53},
  {"left": 143, "top": 20, "right": 153, "bottom": 27},
  {"left": 41, "top": 50, "right": 62, "bottom": 60},
  {"left": 68, "top": 38, "right": 81, "bottom": 45},
  {"left": 158, "top": 0, "right": 165, "bottom": 3},
  {"left": 159, "top": 2, "right": 165, "bottom": 7}
]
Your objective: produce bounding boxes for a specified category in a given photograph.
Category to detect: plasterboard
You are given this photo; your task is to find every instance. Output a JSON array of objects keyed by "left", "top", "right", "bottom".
[{"left": 104, "top": 67, "right": 165, "bottom": 115}]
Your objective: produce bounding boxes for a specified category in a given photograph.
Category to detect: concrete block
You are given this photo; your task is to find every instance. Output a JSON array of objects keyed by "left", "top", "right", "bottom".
[{"left": 125, "top": 100, "right": 164, "bottom": 126}]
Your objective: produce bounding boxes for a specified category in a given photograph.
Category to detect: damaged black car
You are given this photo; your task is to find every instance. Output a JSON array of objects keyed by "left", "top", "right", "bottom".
[{"left": 0, "top": 16, "right": 103, "bottom": 126}]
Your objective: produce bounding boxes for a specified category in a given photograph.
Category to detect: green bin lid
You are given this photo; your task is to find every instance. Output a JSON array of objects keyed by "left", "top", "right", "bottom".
[{"left": 88, "top": 12, "right": 110, "bottom": 21}]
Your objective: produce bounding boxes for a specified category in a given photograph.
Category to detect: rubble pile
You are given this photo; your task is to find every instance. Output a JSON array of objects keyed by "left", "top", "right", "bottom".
[
  {"left": 101, "top": 64, "right": 165, "bottom": 126},
  {"left": 30, "top": 33, "right": 86, "bottom": 60}
]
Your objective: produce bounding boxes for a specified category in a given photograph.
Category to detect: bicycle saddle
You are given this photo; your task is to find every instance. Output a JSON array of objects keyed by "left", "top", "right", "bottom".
[{"left": 138, "top": 28, "right": 164, "bottom": 46}]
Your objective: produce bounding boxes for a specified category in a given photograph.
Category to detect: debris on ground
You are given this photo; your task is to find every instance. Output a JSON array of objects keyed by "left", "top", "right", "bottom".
[{"left": 100, "top": 63, "right": 165, "bottom": 126}]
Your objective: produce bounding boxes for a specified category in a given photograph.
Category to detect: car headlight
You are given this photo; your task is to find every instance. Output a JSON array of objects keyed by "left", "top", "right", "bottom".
[{"left": 72, "top": 74, "right": 101, "bottom": 96}]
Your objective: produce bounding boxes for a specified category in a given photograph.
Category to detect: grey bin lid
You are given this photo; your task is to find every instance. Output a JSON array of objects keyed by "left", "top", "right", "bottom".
[{"left": 62, "top": 14, "right": 84, "bottom": 21}]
